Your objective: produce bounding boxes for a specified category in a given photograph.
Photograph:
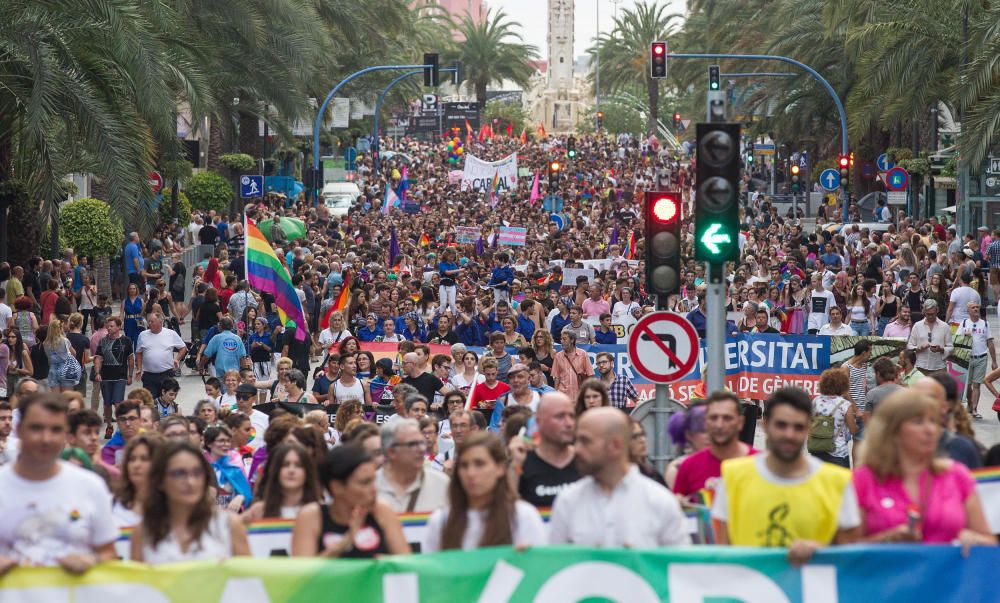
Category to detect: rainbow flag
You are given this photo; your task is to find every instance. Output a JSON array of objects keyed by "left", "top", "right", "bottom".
[
  {"left": 245, "top": 218, "right": 307, "bottom": 341},
  {"left": 489, "top": 170, "right": 501, "bottom": 205},
  {"left": 321, "top": 270, "right": 351, "bottom": 329},
  {"left": 623, "top": 230, "right": 636, "bottom": 260}
]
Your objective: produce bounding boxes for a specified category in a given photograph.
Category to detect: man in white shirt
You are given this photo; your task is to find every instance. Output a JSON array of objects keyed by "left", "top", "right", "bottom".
[
  {"left": 0, "top": 393, "right": 117, "bottom": 574},
  {"left": 375, "top": 419, "right": 450, "bottom": 512},
  {"left": 548, "top": 407, "right": 689, "bottom": 547},
  {"left": 233, "top": 384, "right": 269, "bottom": 450},
  {"left": 134, "top": 311, "right": 188, "bottom": 399},
  {"left": 495, "top": 363, "right": 540, "bottom": 411},
  {"left": 958, "top": 301, "right": 995, "bottom": 418},
  {"left": 946, "top": 272, "right": 981, "bottom": 325},
  {"left": 806, "top": 274, "right": 837, "bottom": 334},
  {"left": 907, "top": 299, "right": 953, "bottom": 373},
  {"left": 0, "top": 297, "right": 11, "bottom": 332},
  {"left": 818, "top": 306, "right": 854, "bottom": 336}
]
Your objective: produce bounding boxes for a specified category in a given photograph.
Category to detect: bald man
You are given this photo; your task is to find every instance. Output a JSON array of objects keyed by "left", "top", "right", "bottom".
[
  {"left": 914, "top": 376, "right": 983, "bottom": 468},
  {"left": 401, "top": 352, "right": 448, "bottom": 405},
  {"left": 510, "top": 392, "right": 581, "bottom": 507},
  {"left": 548, "top": 407, "right": 689, "bottom": 547}
]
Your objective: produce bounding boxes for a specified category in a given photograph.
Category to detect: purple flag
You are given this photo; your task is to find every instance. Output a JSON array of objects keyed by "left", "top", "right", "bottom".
[
  {"left": 389, "top": 226, "right": 400, "bottom": 267},
  {"left": 610, "top": 222, "right": 619, "bottom": 246},
  {"left": 475, "top": 236, "right": 485, "bottom": 256}
]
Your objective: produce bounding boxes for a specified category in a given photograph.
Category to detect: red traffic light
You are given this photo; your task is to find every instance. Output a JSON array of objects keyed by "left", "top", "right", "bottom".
[
  {"left": 653, "top": 42, "right": 665, "bottom": 56},
  {"left": 596, "top": 111, "right": 603, "bottom": 118},
  {"left": 673, "top": 113, "right": 681, "bottom": 121},
  {"left": 838, "top": 155, "right": 849, "bottom": 168},
  {"left": 650, "top": 195, "right": 679, "bottom": 223}
]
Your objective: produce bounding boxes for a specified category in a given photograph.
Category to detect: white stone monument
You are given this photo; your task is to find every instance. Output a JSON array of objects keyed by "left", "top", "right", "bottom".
[{"left": 525, "top": 0, "right": 588, "bottom": 134}]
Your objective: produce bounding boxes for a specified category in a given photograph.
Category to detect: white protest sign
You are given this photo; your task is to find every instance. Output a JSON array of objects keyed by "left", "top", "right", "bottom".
[
  {"left": 461, "top": 153, "right": 519, "bottom": 192},
  {"left": 562, "top": 268, "right": 595, "bottom": 286}
]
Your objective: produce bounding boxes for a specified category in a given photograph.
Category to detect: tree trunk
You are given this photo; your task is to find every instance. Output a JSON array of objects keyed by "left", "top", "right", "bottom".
[
  {"left": 94, "top": 255, "right": 112, "bottom": 299},
  {"left": 239, "top": 111, "right": 261, "bottom": 159},
  {"left": 0, "top": 139, "right": 11, "bottom": 263},
  {"left": 50, "top": 206, "right": 60, "bottom": 260},
  {"left": 476, "top": 82, "right": 487, "bottom": 121},
  {"left": 207, "top": 117, "right": 225, "bottom": 173},
  {"left": 170, "top": 180, "right": 179, "bottom": 222}
]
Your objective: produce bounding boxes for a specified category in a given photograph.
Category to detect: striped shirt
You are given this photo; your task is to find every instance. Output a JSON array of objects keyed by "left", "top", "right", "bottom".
[
  {"left": 847, "top": 362, "right": 868, "bottom": 409},
  {"left": 988, "top": 240, "right": 1000, "bottom": 268}
]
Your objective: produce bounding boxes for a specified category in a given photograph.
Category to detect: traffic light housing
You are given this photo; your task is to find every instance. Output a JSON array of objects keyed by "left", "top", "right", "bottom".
[
  {"left": 566, "top": 136, "right": 576, "bottom": 158},
  {"left": 745, "top": 141, "right": 754, "bottom": 164},
  {"left": 839, "top": 154, "right": 850, "bottom": 191},
  {"left": 709, "top": 65, "right": 720, "bottom": 90},
  {"left": 650, "top": 41, "right": 667, "bottom": 79},
  {"left": 644, "top": 191, "right": 682, "bottom": 302},
  {"left": 596, "top": 112, "right": 603, "bottom": 131},
  {"left": 791, "top": 164, "right": 800, "bottom": 193},
  {"left": 423, "top": 53, "right": 440, "bottom": 87},
  {"left": 548, "top": 160, "right": 561, "bottom": 192},
  {"left": 673, "top": 113, "right": 681, "bottom": 131},
  {"left": 695, "top": 122, "right": 741, "bottom": 263}
]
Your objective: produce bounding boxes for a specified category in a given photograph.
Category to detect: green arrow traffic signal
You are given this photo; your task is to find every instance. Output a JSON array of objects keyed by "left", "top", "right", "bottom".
[{"left": 700, "top": 222, "right": 732, "bottom": 255}]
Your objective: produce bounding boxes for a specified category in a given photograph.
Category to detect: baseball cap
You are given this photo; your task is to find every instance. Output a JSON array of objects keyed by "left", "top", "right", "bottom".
[{"left": 236, "top": 383, "right": 257, "bottom": 396}]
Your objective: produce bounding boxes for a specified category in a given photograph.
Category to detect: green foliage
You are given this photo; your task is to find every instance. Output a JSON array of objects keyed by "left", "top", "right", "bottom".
[
  {"left": 449, "top": 9, "right": 539, "bottom": 108},
  {"left": 59, "top": 198, "right": 123, "bottom": 258},
  {"left": 483, "top": 101, "right": 532, "bottom": 136},
  {"left": 159, "top": 189, "right": 193, "bottom": 225},
  {"left": 940, "top": 155, "right": 959, "bottom": 178},
  {"left": 186, "top": 171, "right": 233, "bottom": 212},
  {"left": 897, "top": 157, "right": 930, "bottom": 177},
  {"left": 575, "top": 103, "right": 645, "bottom": 136},
  {"left": 218, "top": 153, "right": 256, "bottom": 173},
  {"left": 2, "top": 179, "right": 40, "bottom": 268}
]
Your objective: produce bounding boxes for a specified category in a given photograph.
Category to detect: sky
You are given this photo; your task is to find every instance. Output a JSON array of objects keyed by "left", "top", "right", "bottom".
[{"left": 488, "top": 0, "right": 689, "bottom": 59}]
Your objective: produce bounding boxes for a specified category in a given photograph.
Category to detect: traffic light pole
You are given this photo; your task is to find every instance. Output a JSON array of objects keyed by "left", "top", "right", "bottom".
[
  {"left": 668, "top": 52, "right": 850, "bottom": 223},
  {"left": 312, "top": 63, "right": 436, "bottom": 203}
]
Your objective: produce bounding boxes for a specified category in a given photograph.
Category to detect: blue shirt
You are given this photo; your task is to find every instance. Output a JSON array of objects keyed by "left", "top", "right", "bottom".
[
  {"left": 203, "top": 330, "right": 247, "bottom": 377},
  {"left": 438, "top": 261, "right": 459, "bottom": 285},
  {"left": 516, "top": 314, "right": 536, "bottom": 340},
  {"left": 594, "top": 328, "right": 617, "bottom": 345},
  {"left": 356, "top": 325, "right": 383, "bottom": 342},
  {"left": 124, "top": 242, "right": 143, "bottom": 275}
]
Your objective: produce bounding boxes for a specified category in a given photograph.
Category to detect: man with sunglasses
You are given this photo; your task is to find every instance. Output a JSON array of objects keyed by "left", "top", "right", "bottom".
[{"left": 232, "top": 383, "right": 268, "bottom": 451}]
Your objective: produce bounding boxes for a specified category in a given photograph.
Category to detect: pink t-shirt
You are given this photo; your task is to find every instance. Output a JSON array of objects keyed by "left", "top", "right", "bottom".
[
  {"left": 581, "top": 298, "right": 610, "bottom": 318},
  {"left": 853, "top": 462, "right": 975, "bottom": 543},
  {"left": 672, "top": 445, "right": 757, "bottom": 497}
]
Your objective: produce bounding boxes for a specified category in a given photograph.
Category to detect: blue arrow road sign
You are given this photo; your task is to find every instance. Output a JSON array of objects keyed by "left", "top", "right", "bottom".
[
  {"left": 819, "top": 169, "right": 841, "bottom": 191},
  {"left": 876, "top": 153, "right": 893, "bottom": 172},
  {"left": 240, "top": 175, "right": 263, "bottom": 198}
]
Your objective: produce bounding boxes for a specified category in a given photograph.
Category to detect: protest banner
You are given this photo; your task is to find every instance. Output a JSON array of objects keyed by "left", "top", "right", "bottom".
[
  {"left": 11, "top": 546, "right": 999, "bottom": 602},
  {"left": 497, "top": 226, "right": 527, "bottom": 246},
  {"left": 460, "top": 152, "right": 518, "bottom": 192},
  {"left": 454, "top": 226, "right": 481, "bottom": 244},
  {"left": 562, "top": 267, "right": 594, "bottom": 286}
]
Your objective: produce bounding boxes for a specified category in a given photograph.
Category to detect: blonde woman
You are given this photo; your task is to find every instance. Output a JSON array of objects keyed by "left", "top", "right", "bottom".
[
  {"left": 855, "top": 390, "right": 996, "bottom": 550},
  {"left": 530, "top": 329, "right": 555, "bottom": 386},
  {"left": 44, "top": 319, "right": 80, "bottom": 392}
]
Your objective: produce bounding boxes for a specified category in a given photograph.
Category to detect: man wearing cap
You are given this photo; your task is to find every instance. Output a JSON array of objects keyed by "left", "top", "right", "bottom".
[
  {"left": 233, "top": 383, "right": 269, "bottom": 450},
  {"left": 957, "top": 300, "right": 995, "bottom": 419},
  {"left": 907, "top": 299, "right": 952, "bottom": 373},
  {"left": 496, "top": 363, "right": 540, "bottom": 412}
]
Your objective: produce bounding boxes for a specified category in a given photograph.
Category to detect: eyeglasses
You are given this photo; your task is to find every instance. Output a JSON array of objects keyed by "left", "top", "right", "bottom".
[
  {"left": 393, "top": 440, "right": 426, "bottom": 451},
  {"left": 166, "top": 467, "right": 205, "bottom": 481},
  {"left": 119, "top": 415, "right": 140, "bottom": 424},
  {"left": 236, "top": 394, "right": 254, "bottom": 400}
]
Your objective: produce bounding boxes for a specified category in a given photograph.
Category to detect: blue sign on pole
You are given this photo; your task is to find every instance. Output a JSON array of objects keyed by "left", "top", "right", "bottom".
[
  {"left": 876, "top": 153, "right": 893, "bottom": 172},
  {"left": 344, "top": 147, "right": 358, "bottom": 171},
  {"left": 886, "top": 166, "right": 909, "bottom": 192},
  {"left": 819, "top": 169, "right": 841, "bottom": 191},
  {"left": 240, "top": 175, "right": 263, "bottom": 198},
  {"left": 549, "top": 213, "right": 566, "bottom": 231}
]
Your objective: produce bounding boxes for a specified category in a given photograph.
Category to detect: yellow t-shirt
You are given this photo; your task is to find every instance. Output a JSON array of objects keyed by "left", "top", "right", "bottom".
[{"left": 720, "top": 455, "right": 853, "bottom": 547}]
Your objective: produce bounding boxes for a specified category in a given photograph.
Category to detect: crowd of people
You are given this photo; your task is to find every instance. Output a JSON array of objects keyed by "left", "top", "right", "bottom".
[{"left": 0, "top": 131, "right": 998, "bottom": 575}]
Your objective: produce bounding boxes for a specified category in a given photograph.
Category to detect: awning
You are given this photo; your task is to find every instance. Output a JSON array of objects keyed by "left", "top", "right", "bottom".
[
  {"left": 934, "top": 176, "right": 956, "bottom": 189},
  {"left": 942, "top": 205, "right": 957, "bottom": 214}
]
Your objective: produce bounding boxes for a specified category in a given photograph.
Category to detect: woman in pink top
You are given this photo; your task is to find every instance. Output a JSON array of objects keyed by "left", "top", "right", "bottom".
[{"left": 854, "top": 390, "right": 996, "bottom": 549}]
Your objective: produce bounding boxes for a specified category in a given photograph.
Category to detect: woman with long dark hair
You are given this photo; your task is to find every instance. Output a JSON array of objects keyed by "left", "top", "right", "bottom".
[
  {"left": 422, "top": 432, "right": 545, "bottom": 552},
  {"left": 291, "top": 444, "right": 409, "bottom": 558},
  {"left": 131, "top": 440, "right": 249, "bottom": 563},
  {"left": 243, "top": 444, "right": 321, "bottom": 523},
  {"left": 113, "top": 433, "right": 162, "bottom": 527},
  {"left": 4, "top": 328, "right": 32, "bottom": 385}
]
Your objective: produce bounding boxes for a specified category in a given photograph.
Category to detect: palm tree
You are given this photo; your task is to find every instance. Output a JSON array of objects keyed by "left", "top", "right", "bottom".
[
  {"left": 449, "top": 9, "right": 539, "bottom": 111},
  {"left": 588, "top": 1, "right": 682, "bottom": 131},
  {"left": 0, "top": 0, "right": 209, "bottom": 253}
]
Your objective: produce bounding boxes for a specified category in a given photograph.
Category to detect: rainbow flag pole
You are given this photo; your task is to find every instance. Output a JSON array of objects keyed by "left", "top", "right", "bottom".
[{"left": 245, "top": 217, "right": 308, "bottom": 341}]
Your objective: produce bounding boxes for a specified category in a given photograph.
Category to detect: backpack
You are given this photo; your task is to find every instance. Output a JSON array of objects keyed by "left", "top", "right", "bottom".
[{"left": 808, "top": 398, "right": 846, "bottom": 454}]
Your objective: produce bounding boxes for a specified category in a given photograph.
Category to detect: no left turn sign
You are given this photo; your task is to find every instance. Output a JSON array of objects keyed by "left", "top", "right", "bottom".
[{"left": 627, "top": 311, "right": 700, "bottom": 383}]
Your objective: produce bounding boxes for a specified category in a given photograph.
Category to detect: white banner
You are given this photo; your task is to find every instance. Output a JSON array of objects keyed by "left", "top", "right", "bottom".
[
  {"left": 461, "top": 153, "right": 519, "bottom": 192},
  {"left": 331, "top": 97, "right": 350, "bottom": 128}
]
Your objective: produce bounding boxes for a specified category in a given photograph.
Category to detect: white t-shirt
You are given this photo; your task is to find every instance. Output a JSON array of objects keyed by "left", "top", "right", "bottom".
[
  {"left": 0, "top": 302, "right": 12, "bottom": 332},
  {"left": 421, "top": 500, "right": 547, "bottom": 553},
  {"left": 0, "top": 461, "right": 117, "bottom": 566},
  {"left": 818, "top": 323, "right": 855, "bottom": 336},
  {"left": 807, "top": 290, "right": 838, "bottom": 331},
  {"left": 949, "top": 287, "right": 981, "bottom": 324},
  {"left": 959, "top": 318, "right": 992, "bottom": 357},
  {"left": 233, "top": 408, "right": 270, "bottom": 451},
  {"left": 136, "top": 328, "right": 186, "bottom": 372},
  {"left": 318, "top": 328, "right": 353, "bottom": 348}
]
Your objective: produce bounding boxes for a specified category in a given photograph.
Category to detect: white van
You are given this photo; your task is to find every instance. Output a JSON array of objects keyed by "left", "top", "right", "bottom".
[{"left": 321, "top": 182, "right": 361, "bottom": 217}]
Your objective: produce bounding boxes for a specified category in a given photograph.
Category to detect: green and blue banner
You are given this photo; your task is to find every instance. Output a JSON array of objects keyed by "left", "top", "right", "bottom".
[{"left": 0, "top": 545, "right": 995, "bottom": 601}]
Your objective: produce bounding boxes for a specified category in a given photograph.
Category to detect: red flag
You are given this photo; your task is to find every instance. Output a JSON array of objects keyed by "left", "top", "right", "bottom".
[
  {"left": 488, "top": 124, "right": 495, "bottom": 140},
  {"left": 321, "top": 271, "right": 352, "bottom": 329},
  {"left": 478, "top": 125, "right": 487, "bottom": 142},
  {"left": 520, "top": 128, "right": 527, "bottom": 144},
  {"left": 507, "top": 121, "right": 513, "bottom": 138},
  {"left": 537, "top": 123, "right": 546, "bottom": 138},
  {"left": 465, "top": 119, "right": 474, "bottom": 142}
]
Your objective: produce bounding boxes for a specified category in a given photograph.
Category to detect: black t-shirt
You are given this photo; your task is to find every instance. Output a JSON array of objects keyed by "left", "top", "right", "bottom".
[
  {"left": 402, "top": 372, "right": 444, "bottom": 403},
  {"left": 428, "top": 330, "right": 458, "bottom": 345},
  {"left": 198, "top": 224, "right": 218, "bottom": 245},
  {"left": 95, "top": 335, "right": 134, "bottom": 381},
  {"left": 67, "top": 332, "right": 89, "bottom": 364},
  {"left": 518, "top": 450, "right": 581, "bottom": 508},
  {"left": 197, "top": 301, "right": 221, "bottom": 330}
]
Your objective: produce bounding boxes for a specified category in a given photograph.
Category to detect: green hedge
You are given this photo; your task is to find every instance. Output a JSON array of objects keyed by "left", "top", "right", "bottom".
[{"left": 186, "top": 171, "right": 233, "bottom": 212}]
